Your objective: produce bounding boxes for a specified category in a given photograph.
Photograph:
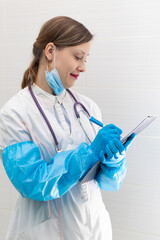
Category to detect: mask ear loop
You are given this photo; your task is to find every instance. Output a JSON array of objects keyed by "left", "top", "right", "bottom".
[
  {"left": 46, "top": 60, "right": 50, "bottom": 72},
  {"left": 54, "top": 45, "right": 56, "bottom": 69}
]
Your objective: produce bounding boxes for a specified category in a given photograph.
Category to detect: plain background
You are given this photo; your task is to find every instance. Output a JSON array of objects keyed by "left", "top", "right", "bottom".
[{"left": 0, "top": 0, "right": 160, "bottom": 239}]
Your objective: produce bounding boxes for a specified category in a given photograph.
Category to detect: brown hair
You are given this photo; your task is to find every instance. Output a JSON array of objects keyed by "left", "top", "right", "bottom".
[{"left": 21, "top": 16, "right": 93, "bottom": 89}]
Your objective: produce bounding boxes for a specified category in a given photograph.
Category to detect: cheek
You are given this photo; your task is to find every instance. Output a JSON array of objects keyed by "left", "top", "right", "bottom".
[
  {"left": 67, "top": 61, "right": 77, "bottom": 72},
  {"left": 56, "top": 56, "right": 77, "bottom": 79},
  {"left": 62, "top": 56, "right": 77, "bottom": 71},
  {"left": 64, "top": 65, "right": 77, "bottom": 79}
]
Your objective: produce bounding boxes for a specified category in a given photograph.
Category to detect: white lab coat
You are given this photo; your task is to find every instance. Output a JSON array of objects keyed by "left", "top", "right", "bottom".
[{"left": 0, "top": 84, "right": 112, "bottom": 240}]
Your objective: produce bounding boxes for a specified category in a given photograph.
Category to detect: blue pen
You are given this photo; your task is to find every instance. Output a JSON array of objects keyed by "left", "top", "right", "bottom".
[
  {"left": 89, "top": 116, "right": 103, "bottom": 127},
  {"left": 89, "top": 116, "right": 124, "bottom": 140}
]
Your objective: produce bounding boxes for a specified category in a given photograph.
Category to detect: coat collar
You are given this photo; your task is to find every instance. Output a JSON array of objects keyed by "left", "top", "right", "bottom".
[{"left": 31, "top": 83, "right": 66, "bottom": 104}]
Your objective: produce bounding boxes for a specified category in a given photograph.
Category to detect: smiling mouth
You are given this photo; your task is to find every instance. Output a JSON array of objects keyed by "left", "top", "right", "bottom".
[{"left": 70, "top": 73, "right": 79, "bottom": 79}]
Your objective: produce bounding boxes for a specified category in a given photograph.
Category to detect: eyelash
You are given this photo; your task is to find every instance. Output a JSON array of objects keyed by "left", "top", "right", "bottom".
[
  {"left": 75, "top": 56, "right": 81, "bottom": 61},
  {"left": 75, "top": 56, "right": 87, "bottom": 63}
]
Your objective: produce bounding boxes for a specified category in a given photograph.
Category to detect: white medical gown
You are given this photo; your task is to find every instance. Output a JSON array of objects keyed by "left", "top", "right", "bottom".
[{"left": 0, "top": 84, "right": 112, "bottom": 240}]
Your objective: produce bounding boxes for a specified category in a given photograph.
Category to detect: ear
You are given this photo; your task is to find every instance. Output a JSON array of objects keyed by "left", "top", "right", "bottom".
[{"left": 45, "top": 42, "right": 55, "bottom": 62}]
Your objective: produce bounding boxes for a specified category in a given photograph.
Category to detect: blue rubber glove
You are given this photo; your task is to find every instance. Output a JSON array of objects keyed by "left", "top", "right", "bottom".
[
  {"left": 90, "top": 124, "right": 122, "bottom": 157},
  {"left": 102, "top": 133, "right": 136, "bottom": 167},
  {"left": 96, "top": 158, "right": 127, "bottom": 191},
  {"left": 96, "top": 133, "right": 135, "bottom": 191}
]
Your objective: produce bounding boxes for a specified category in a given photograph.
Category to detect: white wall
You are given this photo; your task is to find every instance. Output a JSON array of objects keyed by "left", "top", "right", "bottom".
[{"left": 0, "top": 0, "right": 160, "bottom": 239}]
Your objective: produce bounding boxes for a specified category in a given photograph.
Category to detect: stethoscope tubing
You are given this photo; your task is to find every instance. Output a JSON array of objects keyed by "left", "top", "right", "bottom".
[
  {"left": 29, "top": 85, "right": 61, "bottom": 152},
  {"left": 28, "top": 85, "right": 96, "bottom": 152},
  {"left": 67, "top": 89, "right": 90, "bottom": 118}
]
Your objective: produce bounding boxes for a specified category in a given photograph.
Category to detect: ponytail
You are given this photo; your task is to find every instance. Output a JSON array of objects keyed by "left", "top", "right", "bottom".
[
  {"left": 21, "top": 42, "right": 42, "bottom": 89},
  {"left": 21, "top": 59, "right": 38, "bottom": 88}
]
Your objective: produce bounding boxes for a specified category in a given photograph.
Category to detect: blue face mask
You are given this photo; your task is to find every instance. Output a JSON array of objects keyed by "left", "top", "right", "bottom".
[
  {"left": 45, "top": 68, "right": 65, "bottom": 96},
  {"left": 45, "top": 45, "right": 65, "bottom": 96}
]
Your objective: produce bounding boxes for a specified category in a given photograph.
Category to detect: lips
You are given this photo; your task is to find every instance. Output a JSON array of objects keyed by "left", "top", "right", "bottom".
[{"left": 70, "top": 73, "right": 79, "bottom": 79}]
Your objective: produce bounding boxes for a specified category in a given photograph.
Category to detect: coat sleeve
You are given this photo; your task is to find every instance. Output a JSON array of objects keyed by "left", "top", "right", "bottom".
[{"left": 0, "top": 105, "right": 98, "bottom": 201}]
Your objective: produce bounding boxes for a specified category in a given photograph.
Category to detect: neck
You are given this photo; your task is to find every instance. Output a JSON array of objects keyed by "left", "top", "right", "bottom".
[{"left": 35, "top": 64, "right": 55, "bottom": 95}]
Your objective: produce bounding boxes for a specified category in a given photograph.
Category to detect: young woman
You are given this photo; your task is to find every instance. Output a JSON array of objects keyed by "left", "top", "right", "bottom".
[{"left": 0, "top": 16, "right": 134, "bottom": 240}]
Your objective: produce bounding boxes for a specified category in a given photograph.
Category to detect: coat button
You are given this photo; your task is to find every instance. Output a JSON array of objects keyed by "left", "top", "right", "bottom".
[
  {"left": 68, "top": 137, "right": 73, "bottom": 145},
  {"left": 81, "top": 195, "right": 88, "bottom": 201}
]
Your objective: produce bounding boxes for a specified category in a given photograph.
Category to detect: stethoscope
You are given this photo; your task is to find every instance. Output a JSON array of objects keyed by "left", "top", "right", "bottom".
[{"left": 28, "top": 84, "right": 103, "bottom": 153}]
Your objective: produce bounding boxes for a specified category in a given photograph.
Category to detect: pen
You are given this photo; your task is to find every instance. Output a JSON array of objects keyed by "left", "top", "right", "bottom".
[
  {"left": 89, "top": 116, "right": 103, "bottom": 127},
  {"left": 89, "top": 116, "right": 124, "bottom": 140}
]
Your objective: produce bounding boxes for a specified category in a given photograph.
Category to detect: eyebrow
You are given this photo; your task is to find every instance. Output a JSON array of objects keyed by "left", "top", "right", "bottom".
[{"left": 77, "top": 50, "right": 90, "bottom": 56}]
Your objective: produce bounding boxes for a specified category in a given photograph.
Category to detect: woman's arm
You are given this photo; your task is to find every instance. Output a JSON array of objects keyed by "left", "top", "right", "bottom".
[
  {"left": 2, "top": 140, "right": 97, "bottom": 200},
  {"left": 0, "top": 105, "right": 98, "bottom": 201}
]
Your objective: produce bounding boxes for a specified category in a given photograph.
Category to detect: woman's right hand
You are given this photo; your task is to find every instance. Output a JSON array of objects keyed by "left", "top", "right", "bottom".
[{"left": 90, "top": 124, "right": 122, "bottom": 157}]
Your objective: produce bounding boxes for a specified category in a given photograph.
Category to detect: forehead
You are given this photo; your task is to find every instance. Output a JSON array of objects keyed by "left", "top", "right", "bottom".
[{"left": 69, "top": 41, "right": 91, "bottom": 55}]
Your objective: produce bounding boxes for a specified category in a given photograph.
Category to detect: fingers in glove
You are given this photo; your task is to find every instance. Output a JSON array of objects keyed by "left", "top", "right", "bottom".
[
  {"left": 105, "top": 144, "right": 114, "bottom": 160},
  {"left": 113, "top": 138, "right": 126, "bottom": 155},
  {"left": 107, "top": 141, "right": 119, "bottom": 158},
  {"left": 101, "top": 128, "right": 122, "bottom": 140},
  {"left": 102, "top": 132, "right": 121, "bottom": 141},
  {"left": 98, "top": 129, "right": 121, "bottom": 142},
  {"left": 103, "top": 124, "right": 122, "bottom": 135}
]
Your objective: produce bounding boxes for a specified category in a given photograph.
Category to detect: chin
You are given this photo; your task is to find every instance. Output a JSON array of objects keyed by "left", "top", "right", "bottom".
[{"left": 65, "top": 82, "right": 75, "bottom": 89}]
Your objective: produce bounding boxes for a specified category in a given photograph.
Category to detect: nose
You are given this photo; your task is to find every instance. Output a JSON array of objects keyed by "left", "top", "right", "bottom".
[{"left": 77, "top": 61, "right": 86, "bottom": 72}]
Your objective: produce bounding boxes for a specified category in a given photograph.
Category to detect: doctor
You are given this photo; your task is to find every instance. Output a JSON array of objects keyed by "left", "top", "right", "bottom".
[{"left": 0, "top": 16, "right": 135, "bottom": 240}]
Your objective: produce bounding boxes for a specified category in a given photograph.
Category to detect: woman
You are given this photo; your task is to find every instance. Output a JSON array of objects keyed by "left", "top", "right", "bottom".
[{"left": 0, "top": 16, "right": 135, "bottom": 240}]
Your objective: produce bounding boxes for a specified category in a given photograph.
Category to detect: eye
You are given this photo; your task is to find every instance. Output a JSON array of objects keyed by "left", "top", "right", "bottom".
[
  {"left": 75, "top": 56, "right": 87, "bottom": 63},
  {"left": 75, "top": 56, "right": 81, "bottom": 61}
]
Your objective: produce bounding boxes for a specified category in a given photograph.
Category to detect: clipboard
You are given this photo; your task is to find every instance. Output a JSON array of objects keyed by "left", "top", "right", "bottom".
[{"left": 80, "top": 116, "right": 156, "bottom": 184}]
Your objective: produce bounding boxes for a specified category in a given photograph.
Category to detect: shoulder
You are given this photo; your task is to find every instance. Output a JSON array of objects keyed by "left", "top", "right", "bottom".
[
  {"left": 0, "top": 88, "right": 32, "bottom": 147},
  {"left": 0, "top": 87, "right": 30, "bottom": 117}
]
